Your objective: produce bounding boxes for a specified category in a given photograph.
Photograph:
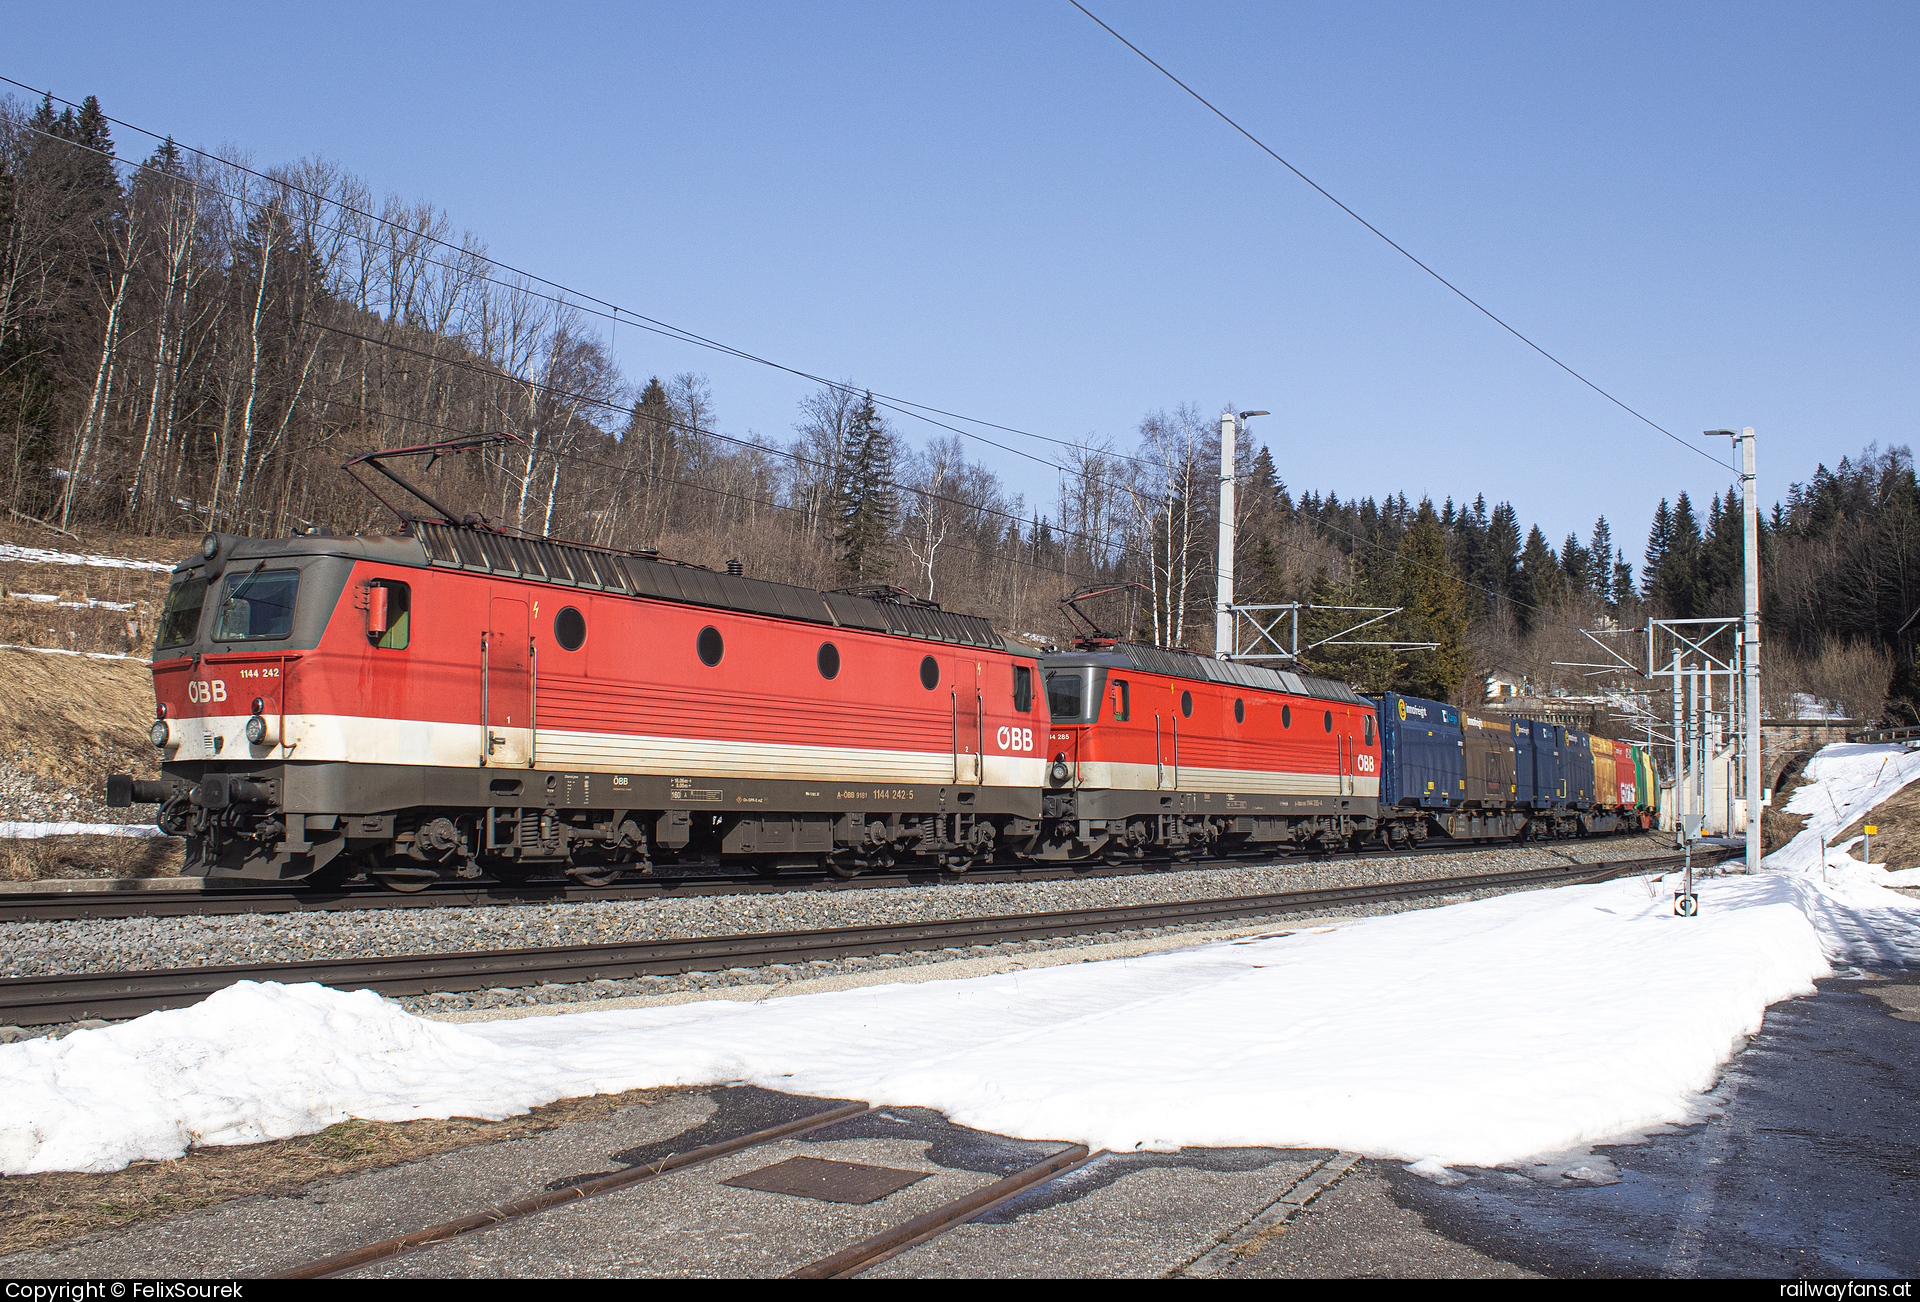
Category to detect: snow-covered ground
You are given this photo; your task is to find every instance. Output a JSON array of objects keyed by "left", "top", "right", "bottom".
[
  {"left": 0, "top": 543, "right": 172, "bottom": 572},
  {"left": 0, "top": 822, "right": 163, "bottom": 839},
  {"left": 0, "top": 643, "right": 146, "bottom": 662},
  {"left": 5, "top": 592, "right": 137, "bottom": 611},
  {"left": 1769, "top": 741, "right": 1920, "bottom": 887},
  {"left": 2, "top": 744, "right": 1915, "bottom": 1178}
]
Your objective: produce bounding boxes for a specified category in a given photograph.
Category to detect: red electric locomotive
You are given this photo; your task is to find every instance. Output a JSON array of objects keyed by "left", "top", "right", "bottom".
[
  {"left": 109, "top": 522, "right": 1049, "bottom": 888},
  {"left": 1035, "top": 641, "right": 1381, "bottom": 862}
]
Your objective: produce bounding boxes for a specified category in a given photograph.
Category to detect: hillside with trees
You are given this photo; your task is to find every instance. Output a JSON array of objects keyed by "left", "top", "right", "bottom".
[{"left": 3, "top": 93, "right": 1912, "bottom": 726}]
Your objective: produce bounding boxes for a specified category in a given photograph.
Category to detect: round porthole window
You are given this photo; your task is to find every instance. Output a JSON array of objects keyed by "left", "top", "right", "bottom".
[
  {"left": 1180, "top": 690, "right": 1193, "bottom": 718},
  {"left": 1234, "top": 698, "right": 1245, "bottom": 724},
  {"left": 818, "top": 642, "right": 840, "bottom": 679},
  {"left": 697, "top": 626, "right": 724, "bottom": 666},
  {"left": 920, "top": 655, "right": 940, "bottom": 690},
  {"left": 1323, "top": 710, "right": 1333, "bottom": 733},
  {"left": 1282, "top": 704, "right": 1291, "bottom": 729},
  {"left": 554, "top": 606, "right": 586, "bottom": 651}
]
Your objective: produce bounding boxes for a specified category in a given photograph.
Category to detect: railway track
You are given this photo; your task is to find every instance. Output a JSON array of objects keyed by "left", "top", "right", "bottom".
[
  {"left": 0, "top": 832, "right": 1660, "bottom": 923},
  {"left": 0, "top": 850, "right": 1720, "bottom": 1026}
]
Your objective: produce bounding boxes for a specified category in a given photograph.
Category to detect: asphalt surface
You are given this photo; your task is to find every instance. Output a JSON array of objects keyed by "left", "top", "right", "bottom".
[
  {"left": 1370, "top": 969, "right": 1920, "bottom": 1279},
  {"left": 3, "top": 968, "right": 1913, "bottom": 1278}
]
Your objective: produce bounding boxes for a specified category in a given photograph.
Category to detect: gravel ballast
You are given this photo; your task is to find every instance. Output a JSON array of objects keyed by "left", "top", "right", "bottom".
[{"left": 0, "top": 839, "right": 1687, "bottom": 998}]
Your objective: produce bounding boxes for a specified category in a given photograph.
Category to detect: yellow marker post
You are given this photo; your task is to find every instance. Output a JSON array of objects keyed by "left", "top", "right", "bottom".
[{"left": 1865, "top": 825, "right": 1878, "bottom": 866}]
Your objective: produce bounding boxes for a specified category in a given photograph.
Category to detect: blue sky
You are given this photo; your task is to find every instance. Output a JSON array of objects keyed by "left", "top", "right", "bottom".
[{"left": 12, "top": 1, "right": 1917, "bottom": 562}]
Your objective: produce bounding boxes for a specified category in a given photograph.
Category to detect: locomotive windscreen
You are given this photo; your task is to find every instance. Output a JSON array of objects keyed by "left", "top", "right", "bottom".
[
  {"left": 212, "top": 570, "right": 300, "bottom": 642},
  {"left": 156, "top": 576, "right": 209, "bottom": 651}
]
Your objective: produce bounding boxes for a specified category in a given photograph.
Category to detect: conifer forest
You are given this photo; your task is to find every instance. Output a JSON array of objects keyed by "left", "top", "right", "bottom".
[{"left": 4, "top": 94, "right": 1917, "bottom": 726}]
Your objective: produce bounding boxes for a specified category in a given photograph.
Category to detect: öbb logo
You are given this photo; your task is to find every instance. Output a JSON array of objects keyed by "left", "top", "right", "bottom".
[
  {"left": 996, "top": 726, "right": 1034, "bottom": 752},
  {"left": 186, "top": 680, "right": 227, "bottom": 704}
]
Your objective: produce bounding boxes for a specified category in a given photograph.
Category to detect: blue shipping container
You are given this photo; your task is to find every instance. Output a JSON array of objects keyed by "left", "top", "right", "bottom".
[{"left": 1374, "top": 693, "right": 1462, "bottom": 808}]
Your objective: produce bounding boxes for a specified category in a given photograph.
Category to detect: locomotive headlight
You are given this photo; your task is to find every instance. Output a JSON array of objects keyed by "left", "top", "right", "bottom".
[
  {"left": 201, "top": 532, "right": 220, "bottom": 560},
  {"left": 1050, "top": 756, "right": 1072, "bottom": 783},
  {"left": 245, "top": 714, "right": 271, "bottom": 745},
  {"left": 150, "top": 719, "right": 171, "bottom": 748},
  {"left": 251, "top": 697, "right": 265, "bottom": 716}
]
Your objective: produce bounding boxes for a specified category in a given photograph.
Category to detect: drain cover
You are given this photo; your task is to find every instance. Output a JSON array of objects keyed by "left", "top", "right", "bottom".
[{"left": 723, "top": 1156, "right": 929, "bottom": 1204}]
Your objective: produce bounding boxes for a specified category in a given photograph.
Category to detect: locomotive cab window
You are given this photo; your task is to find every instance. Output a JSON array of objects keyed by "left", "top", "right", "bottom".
[
  {"left": 156, "top": 575, "right": 209, "bottom": 651},
  {"left": 367, "top": 579, "right": 411, "bottom": 649},
  {"left": 213, "top": 569, "right": 299, "bottom": 643},
  {"left": 1110, "top": 678, "right": 1129, "bottom": 721},
  {"left": 1045, "top": 669, "right": 1085, "bottom": 720},
  {"left": 1364, "top": 714, "right": 1375, "bottom": 746},
  {"left": 1013, "top": 665, "right": 1033, "bottom": 712}
]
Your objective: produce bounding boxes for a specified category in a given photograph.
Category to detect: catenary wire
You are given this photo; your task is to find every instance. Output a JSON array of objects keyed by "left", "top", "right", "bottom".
[{"left": 1066, "top": 2, "right": 1736, "bottom": 473}]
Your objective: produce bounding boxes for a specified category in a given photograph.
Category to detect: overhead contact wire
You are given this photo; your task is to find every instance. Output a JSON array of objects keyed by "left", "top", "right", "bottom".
[{"left": 1066, "top": 2, "right": 1734, "bottom": 472}]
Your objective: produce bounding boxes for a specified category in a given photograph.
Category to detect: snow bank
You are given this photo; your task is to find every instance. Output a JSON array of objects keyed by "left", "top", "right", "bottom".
[
  {"left": 0, "top": 983, "right": 611, "bottom": 1174},
  {"left": 12, "top": 864, "right": 1914, "bottom": 1176},
  {"left": 0, "top": 822, "right": 162, "bottom": 839}
]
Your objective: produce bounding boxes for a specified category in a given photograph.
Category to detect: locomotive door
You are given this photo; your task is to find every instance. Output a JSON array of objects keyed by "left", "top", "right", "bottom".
[
  {"left": 1155, "top": 710, "right": 1175, "bottom": 790},
  {"left": 952, "top": 659, "right": 983, "bottom": 785},
  {"left": 484, "top": 597, "right": 532, "bottom": 767}
]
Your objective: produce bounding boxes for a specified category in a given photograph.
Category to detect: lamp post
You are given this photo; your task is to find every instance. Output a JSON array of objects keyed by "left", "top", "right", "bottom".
[{"left": 1216, "top": 410, "right": 1268, "bottom": 658}]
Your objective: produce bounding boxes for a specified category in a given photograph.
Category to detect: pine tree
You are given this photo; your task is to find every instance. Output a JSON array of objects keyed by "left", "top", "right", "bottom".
[
  {"left": 834, "top": 393, "right": 897, "bottom": 582},
  {"left": 1517, "top": 526, "right": 1560, "bottom": 633},
  {"left": 1393, "top": 501, "right": 1471, "bottom": 699},
  {"left": 1560, "top": 531, "right": 1591, "bottom": 594},
  {"left": 1612, "top": 549, "right": 1635, "bottom": 608},
  {"left": 1484, "top": 502, "right": 1522, "bottom": 610},
  {"left": 1589, "top": 516, "right": 1614, "bottom": 602},
  {"left": 1644, "top": 499, "right": 1675, "bottom": 603}
]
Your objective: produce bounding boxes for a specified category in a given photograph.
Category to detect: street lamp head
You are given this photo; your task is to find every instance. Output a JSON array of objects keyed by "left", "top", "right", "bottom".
[
  {"left": 1704, "top": 429, "right": 1736, "bottom": 437},
  {"left": 1241, "top": 410, "right": 1269, "bottom": 419}
]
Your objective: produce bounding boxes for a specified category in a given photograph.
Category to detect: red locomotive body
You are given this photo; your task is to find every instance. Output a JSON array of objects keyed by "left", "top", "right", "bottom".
[
  {"left": 1034, "top": 644, "right": 1381, "bottom": 861},
  {"left": 119, "top": 525, "right": 1044, "bottom": 887}
]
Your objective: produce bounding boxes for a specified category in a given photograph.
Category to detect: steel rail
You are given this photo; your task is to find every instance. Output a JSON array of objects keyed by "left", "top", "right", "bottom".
[
  {"left": 0, "top": 852, "right": 1718, "bottom": 1026},
  {"left": 0, "top": 833, "right": 1655, "bottom": 923},
  {"left": 789, "top": 1145, "right": 1103, "bottom": 1279},
  {"left": 277, "top": 1100, "right": 872, "bottom": 1279}
]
